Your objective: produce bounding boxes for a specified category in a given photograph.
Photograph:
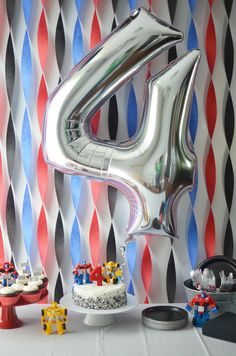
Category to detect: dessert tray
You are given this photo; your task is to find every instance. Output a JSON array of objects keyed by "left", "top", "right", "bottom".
[
  {"left": 0, "top": 284, "right": 48, "bottom": 329},
  {"left": 60, "top": 293, "right": 138, "bottom": 326}
]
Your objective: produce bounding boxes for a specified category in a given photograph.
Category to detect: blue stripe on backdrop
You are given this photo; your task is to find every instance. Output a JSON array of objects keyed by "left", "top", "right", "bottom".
[
  {"left": 188, "top": 20, "right": 198, "bottom": 50},
  {"left": 73, "top": 18, "right": 84, "bottom": 65},
  {"left": 21, "top": 32, "right": 32, "bottom": 103},
  {"left": 127, "top": 86, "right": 137, "bottom": 138},
  {"left": 127, "top": 241, "right": 137, "bottom": 295},
  {"left": 71, "top": 176, "right": 82, "bottom": 212},
  {"left": 129, "top": 0, "right": 136, "bottom": 11},
  {"left": 70, "top": 0, "right": 84, "bottom": 267},
  {"left": 189, "top": 93, "right": 198, "bottom": 143},
  {"left": 188, "top": 210, "right": 198, "bottom": 268},
  {"left": 187, "top": 0, "right": 198, "bottom": 269},
  {"left": 75, "top": 0, "right": 82, "bottom": 13},
  {"left": 71, "top": 174, "right": 82, "bottom": 266},
  {"left": 70, "top": 217, "right": 81, "bottom": 267},
  {"left": 188, "top": 0, "right": 196, "bottom": 13},
  {"left": 21, "top": 109, "right": 32, "bottom": 179},
  {"left": 22, "top": 0, "right": 32, "bottom": 26},
  {"left": 127, "top": 0, "right": 138, "bottom": 295},
  {"left": 189, "top": 170, "right": 198, "bottom": 207},
  {"left": 22, "top": 185, "right": 33, "bottom": 255}
]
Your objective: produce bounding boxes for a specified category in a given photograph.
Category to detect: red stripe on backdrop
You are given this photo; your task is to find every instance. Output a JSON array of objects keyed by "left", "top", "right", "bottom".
[
  {"left": 205, "top": 146, "right": 216, "bottom": 203},
  {"left": 205, "top": 210, "right": 215, "bottom": 257},
  {"left": 90, "top": 11, "right": 101, "bottom": 50},
  {"left": 89, "top": 210, "right": 100, "bottom": 266},
  {"left": 0, "top": 154, "right": 5, "bottom": 242},
  {"left": 93, "top": 0, "right": 99, "bottom": 8},
  {"left": 37, "top": 206, "right": 48, "bottom": 265},
  {"left": 0, "top": 226, "right": 4, "bottom": 263},
  {"left": 91, "top": 181, "right": 101, "bottom": 205},
  {"left": 205, "top": 14, "right": 216, "bottom": 75},
  {"left": 205, "top": 0, "right": 216, "bottom": 257},
  {"left": 206, "top": 81, "right": 216, "bottom": 138},
  {"left": 208, "top": 0, "right": 214, "bottom": 7},
  {"left": 142, "top": 64, "right": 153, "bottom": 303},
  {"left": 0, "top": 153, "right": 3, "bottom": 212},
  {"left": 0, "top": 154, "right": 4, "bottom": 263},
  {"left": 141, "top": 240, "right": 152, "bottom": 304},
  {"left": 90, "top": 110, "right": 100, "bottom": 135},
  {"left": 89, "top": 1, "right": 101, "bottom": 268},
  {"left": 38, "top": 10, "right": 48, "bottom": 70},
  {"left": 205, "top": 147, "right": 216, "bottom": 256},
  {"left": 37, "top": 5, "right": 49, "bottom": 298},
  {"left": 37, "top": 144, "right": 48, "bottom": 200},
  {"left": 37, "top": 76, "right": 48, "bottom": 132},
  {"left": 90, "top": 5, "right": 101, "bottom": 135}
]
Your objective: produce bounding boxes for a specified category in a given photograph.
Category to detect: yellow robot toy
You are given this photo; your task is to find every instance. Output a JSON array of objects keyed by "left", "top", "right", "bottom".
[
  {"left": 102, "top": 261, "right": 123, "bottom": 284},
  {"left": 41, "top": 302, "right": 67, "bottom": 335}
]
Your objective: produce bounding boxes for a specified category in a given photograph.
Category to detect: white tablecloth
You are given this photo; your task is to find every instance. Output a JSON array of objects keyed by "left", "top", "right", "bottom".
[{"left": 0, "top": 304, "right": 236, "bottom": 356}]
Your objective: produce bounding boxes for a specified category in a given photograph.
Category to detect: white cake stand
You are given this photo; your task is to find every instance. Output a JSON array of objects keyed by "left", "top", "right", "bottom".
[{"left": 60, "top": 293, "right": 138, "bottom": 327}]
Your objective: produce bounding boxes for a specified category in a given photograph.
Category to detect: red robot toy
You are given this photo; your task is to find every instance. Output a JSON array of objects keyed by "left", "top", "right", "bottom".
[
  {"left": 73, "top": 262, "right": 93, "bottom": 285},
  {"left": 186, "top": 291, "right": 218, "bottom": 327},
  {"left": 0, "top": 262, "right": 18, "bottom": 287}
]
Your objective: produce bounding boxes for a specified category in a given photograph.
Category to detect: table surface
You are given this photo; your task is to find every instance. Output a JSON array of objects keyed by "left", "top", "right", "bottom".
[{"left": 0, "top": 303, "right": 236, "bottom": 356}]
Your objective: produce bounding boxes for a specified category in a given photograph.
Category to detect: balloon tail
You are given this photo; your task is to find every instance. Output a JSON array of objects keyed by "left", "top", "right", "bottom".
[{"left": 119, "top": 244, "right": 127, "bottom": 282}]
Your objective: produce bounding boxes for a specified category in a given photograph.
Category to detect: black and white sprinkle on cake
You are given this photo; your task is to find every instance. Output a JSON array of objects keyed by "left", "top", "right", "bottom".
[{"left": 72, "top": 282, "right": 127, "bottom": 310}]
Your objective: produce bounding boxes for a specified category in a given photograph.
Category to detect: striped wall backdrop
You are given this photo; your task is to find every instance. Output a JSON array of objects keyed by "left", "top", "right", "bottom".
[{"left": 0, "top": 0, "right": 235, "bottom": 303}]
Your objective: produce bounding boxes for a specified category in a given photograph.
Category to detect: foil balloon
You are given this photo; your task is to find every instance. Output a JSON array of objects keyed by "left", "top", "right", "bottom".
[{"left": 43, "top": 8, "right": 200, "bottom": 242}]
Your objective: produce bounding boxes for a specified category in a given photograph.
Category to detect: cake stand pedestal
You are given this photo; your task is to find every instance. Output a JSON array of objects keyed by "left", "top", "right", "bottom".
[
  {"left": 60, "top": 293, "right": 138, "bottom": 327},
  {"left": 0, "top": 305, "right": 23, "bottom": 329},
  {"left": 83, "top": 313, "right": 114, "bottom": 327}
]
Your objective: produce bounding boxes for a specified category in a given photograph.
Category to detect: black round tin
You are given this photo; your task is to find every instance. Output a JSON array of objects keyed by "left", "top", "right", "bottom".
[{"left": 142, "top": 306, "right": 188, "bottom": 330}]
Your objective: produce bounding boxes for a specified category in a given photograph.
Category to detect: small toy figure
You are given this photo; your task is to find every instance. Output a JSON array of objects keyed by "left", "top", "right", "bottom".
[
  {"left": 41, "top": 302, "right": 68, "bottom": 335},
  {"left": 19, "top": 262, "right": 31, "bottom": 276},
  {"left": 185, "top": 291, "right": 218, "bottom": 327},
  {"left": 73, "top": 261, "right": 93, "bottom": 285},
  {"left": 0, "top": 262, "right": 18, "bottom": 287},
  {"left": 102, "top": 261, "right": 122, "bottom": 284},
  {"left": 73, "top": 269, "right": 81, "bottom": 284}
]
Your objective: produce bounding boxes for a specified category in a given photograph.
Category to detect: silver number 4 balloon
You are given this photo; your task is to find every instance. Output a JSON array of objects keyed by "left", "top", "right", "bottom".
[{"left": 43, "top": 8, "right": 200, "bottom": 242}]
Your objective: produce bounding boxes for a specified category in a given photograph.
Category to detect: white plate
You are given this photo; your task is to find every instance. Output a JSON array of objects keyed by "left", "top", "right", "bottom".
[{"left": 60, "top": 293, "right": 138, "bottom": 326}]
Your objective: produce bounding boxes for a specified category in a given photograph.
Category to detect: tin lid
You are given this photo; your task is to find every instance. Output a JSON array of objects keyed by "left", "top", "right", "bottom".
[{"left": 142, "top": 306, "right": 188, "bottom": 330}]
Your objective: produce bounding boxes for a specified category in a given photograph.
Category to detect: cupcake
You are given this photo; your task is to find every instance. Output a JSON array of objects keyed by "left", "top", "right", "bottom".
[
  {"left": 0, "top": 286, "right": 20, "bottom": 306},
  {"left": 11, "top": 283, "right": 25, "bottom": 293},
  {"left": 28, "top": 278, "right": 44, "bottom": 290},
  {"left": 21, "top": 284, "right": 41, "bottom": 303},
  {"left": 37, "top": 271, "right": 48, "bottom": 287},
  {"left": 40, "top": 272, "right": 48, "bottom": 283},
  {"left": 31, "top": 268, "right": 48, "bottom": 289}
]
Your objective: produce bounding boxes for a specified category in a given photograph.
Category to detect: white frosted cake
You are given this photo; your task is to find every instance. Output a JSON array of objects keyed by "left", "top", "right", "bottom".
[{"left": 72, "top": 282, "right": 127, "bottom": 310}]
